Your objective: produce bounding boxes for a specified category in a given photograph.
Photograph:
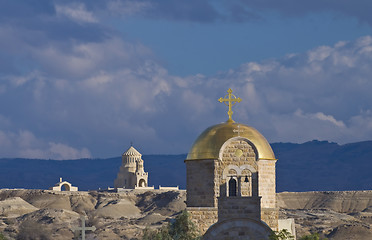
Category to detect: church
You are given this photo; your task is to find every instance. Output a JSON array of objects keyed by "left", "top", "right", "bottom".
[
  {"left": 185, "top": 89, "right": 282, "bottom": 239},
  {"left": 114, "top": 145, "right": 149, "bottom": 189}
]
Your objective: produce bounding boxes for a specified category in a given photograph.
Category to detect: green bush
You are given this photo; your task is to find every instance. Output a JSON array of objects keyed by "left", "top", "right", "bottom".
[
  {"left": 143, "top": 210, "right": 200, "bottom": 240},
  {"left": 269, "top": 229, "right": 295, "bottom": 240},
  {"left": 299, "top": 233, "right": 328, "bottom": 240},
  {"left": 0, "top": 232, "right": 7, "bottom": 240}
]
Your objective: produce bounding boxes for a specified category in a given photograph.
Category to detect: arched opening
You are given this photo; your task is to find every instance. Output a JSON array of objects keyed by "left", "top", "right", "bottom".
[
  {"left": 241, "top": 169, "right": 252, "bottom": 196},
  {"left": 138, "top": 179, "right": 146, "bottom": 187},
  {"left": 61, "top": 183, "right": 70, "bottom": 191},
  {"left": 228, "top": 178, "right": 237, "bottom": 196}
]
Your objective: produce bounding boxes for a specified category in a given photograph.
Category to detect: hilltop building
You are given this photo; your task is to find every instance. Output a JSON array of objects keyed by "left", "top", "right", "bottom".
[
  {"left": 114, "top": 146, "right": 150, "bottom": 189},
  {"left": 50, "top": 178, "right": 78, "bottom": 192},
  {"left": 185, "top": 89, "right": 292, "bottom": 239}
]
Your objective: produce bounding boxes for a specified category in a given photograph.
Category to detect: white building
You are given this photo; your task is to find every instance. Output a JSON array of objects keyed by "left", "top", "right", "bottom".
[{"left": 114, "top": 146, "right": 150, "bottom": 189}]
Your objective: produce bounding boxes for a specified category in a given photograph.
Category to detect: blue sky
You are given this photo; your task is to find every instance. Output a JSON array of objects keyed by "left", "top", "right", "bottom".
[{"left": 1, "top": 0, "right": 372, "bottom": 159}]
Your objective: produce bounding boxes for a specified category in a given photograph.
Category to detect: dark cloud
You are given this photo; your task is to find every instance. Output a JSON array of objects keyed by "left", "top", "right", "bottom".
[
  {"left": 144, "top": 0, "right": 221, "bottom": 22},
  {"left": 234, "top": 0, "right": 372, "bottom": 25},
  {"left": 226, "top": 3, "right": 261, "bottom": 23},
  {"left": 88, "top": 0, "right": 372, "bottom": 25},
  {"left": 0, "top": 0, "right": 55, "bottom": 22},
  {"left": 101, "top": 0, "right": 222, "bottom": 23},
  {"left": 1, "top": 1, "right": 372, "bottom": 159},
  {"left": 2, "top": 36, "right": 372, "bottom": 158}
]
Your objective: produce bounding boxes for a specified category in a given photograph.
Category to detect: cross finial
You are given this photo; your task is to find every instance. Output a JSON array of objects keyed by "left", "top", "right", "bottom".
[{"left": 218, "top": 88, "right": 241, "bottom": 123}]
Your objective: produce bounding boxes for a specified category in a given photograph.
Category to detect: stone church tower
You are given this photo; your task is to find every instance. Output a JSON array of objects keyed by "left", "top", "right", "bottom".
[
  {"left": 185, "top": 89, "right": 278, "bottom": 239},
  {"left": 114, "top": 146, "right": 149, "bottom": 189}
]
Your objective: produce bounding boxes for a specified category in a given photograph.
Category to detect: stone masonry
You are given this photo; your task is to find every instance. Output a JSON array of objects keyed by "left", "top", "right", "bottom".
[{"left": 185, "top": 119, "right": 280, "bottom": 238}]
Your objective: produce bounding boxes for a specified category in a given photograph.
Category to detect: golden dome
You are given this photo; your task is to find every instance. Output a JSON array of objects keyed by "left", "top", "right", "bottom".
[{"left": 186, "top": 122, "right": 276, "bottom": 160}]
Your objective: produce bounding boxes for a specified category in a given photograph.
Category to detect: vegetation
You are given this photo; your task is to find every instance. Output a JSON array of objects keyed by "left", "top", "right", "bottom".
[
  {"left": 142, "top": 210, "right": 200, "bottom": 240},
  {"left": 269, "top": 229, "right": 295, "bottom": 240},
  {"left": 299, "top": 233, "right": 328, "bottom": 240},
  {"left": 0, "top": 232, "right": 7, "bottom": 240},
  {"left": 269, "top": 230, "right": 328, "bottom": 240}
]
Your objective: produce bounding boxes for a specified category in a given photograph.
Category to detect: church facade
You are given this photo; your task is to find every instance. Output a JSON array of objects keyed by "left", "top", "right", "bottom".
[
  {"left": 114, "top": 146, "right": 149, "bottom": 189},
  {"left": 185, "top": 89, "right": 278, "bottom": 239}
]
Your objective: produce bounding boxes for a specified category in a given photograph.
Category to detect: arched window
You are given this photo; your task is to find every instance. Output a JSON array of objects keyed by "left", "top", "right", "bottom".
[
  {"left": 61, "top": 183, "right": 70, "bottom": 191},
  {"left": 139, "top": 179, "right": 146, "bottom": 187},
  {"left": 229, "top": 178, "right": 237, "bottom": 196},
  {"left": 241, "top": 169, "right": 252, "bottom": 197}
]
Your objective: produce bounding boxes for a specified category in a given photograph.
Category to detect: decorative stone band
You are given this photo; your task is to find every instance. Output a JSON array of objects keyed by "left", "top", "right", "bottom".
[
  {"left": 203, "top": 217, "right": 272, "bottom": 240},
  {"left": 185, "top": 158, "right": 277, "bottom": 162}
]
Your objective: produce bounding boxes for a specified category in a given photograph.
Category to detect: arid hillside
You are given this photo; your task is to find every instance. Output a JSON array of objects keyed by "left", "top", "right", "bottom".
[
  {"left": 0, "top": 189, "right": 371, "bottom": 239},
  {"left": 277, "top": 191, "right": 372, "bottom": 239}
]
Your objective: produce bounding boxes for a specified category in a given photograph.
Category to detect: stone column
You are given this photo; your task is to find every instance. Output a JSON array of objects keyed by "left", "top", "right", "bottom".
[{"left": 237, "top": 176, "right": 242, "bottom": 197}]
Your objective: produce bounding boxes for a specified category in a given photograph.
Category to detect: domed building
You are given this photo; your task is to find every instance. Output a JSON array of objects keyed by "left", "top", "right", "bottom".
[
  {"left": 185, "top": 89, "right": 279, "bottom": 239},
  {"left": 114, "top": 146, "right": 149, "bottom": 189}
]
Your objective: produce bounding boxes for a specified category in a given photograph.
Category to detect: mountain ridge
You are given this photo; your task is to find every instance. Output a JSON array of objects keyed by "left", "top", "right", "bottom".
[{"left": 0, "top": 140, "right": 371, "bottom": 192}]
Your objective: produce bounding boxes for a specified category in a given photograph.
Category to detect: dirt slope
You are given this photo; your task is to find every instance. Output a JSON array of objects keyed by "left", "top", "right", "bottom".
[{"left": 0, "top": 189, "right": 371, "bottom": 239}]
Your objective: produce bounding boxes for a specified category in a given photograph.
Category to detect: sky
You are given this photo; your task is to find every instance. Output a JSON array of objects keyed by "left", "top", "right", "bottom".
[{"left": 1, "top": 0, "right": 372, "bottom": 159}]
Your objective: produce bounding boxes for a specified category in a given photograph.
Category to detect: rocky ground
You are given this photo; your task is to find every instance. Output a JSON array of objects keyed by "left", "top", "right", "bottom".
[
  {"left": 0, "top": 189, "right": 371, "bottom": 239},
  {"left": 277, "top": 191, "right": 372, "bottom": 240}
]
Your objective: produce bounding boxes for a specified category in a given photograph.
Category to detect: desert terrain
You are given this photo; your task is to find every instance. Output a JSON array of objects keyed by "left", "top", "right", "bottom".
[{"left": 0, "top": 189, "right": 371, "bottom": 239}]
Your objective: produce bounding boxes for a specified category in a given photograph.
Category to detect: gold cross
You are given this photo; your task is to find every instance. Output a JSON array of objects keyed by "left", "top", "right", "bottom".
[{"left": 218, "top": 88, "right": 241, "bottom": 123}]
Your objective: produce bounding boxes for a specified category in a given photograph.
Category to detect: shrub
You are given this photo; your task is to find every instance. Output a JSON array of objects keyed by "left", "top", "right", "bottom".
[
  {"left": 143, "top": 210, "right": 200, "bottom": 240},
  {"left": 269, "top": 229, "right": 295, "bottom": 240},
  {"left": 0, "top": 232, "right": 7, "bottom": 240},
  {"left": 299, "top": 233, "right": 328, "bottom": 240}
]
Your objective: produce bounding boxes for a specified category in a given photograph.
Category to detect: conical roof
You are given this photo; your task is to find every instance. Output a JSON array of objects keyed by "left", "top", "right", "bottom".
[{"left": 122, "top": 146, "right": 142, "bottom": 157}]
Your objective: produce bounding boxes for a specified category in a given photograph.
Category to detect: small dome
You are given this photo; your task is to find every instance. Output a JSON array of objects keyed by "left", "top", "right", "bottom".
[
  {"left": 123, "top": 146, "right": 142, "bottom": 157},
  {"left": 186, "top": 122, "right": 275, "bottom": 160}
]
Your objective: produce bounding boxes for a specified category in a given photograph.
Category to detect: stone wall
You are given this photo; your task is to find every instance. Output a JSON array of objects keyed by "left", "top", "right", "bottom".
[
  {"left": 261, "top": 207, "right": 279, "bottom": 231},
  {"left": 216, "top": 139, "right": 258, "bottom": 199},
  {"left": 258, "top": 159, "right": 277, "bottom": 209},
  {"left": 218, "top": 196, "right": 261, "bottom": 221},
  {"left": 186, "top": 159, "right": 217, "bottom": 207},
  {"left": 186, "top": 137, "right": 279, "bottom": 235},
  {"left": 187, "top": 207, "right": 218, "bottom": 235}
]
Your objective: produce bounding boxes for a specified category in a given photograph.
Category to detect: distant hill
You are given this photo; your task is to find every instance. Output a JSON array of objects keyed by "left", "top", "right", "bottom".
[
  {"left": 273, "top": 140, "right": 372, "bottom": 191},
  {"left": 0, "top": 140, "right": 371, "bottom": 191}
]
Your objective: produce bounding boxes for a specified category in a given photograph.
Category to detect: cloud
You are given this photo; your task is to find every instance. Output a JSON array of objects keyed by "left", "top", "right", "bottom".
[
  {"left": 295, "top": 110, "right": 346, "bottom": 128},
  {"left": 55, "top": 3, "right": 98, "bottom": 23},
  {"left": 211, "top": 36, "right": 372, "bottom": 144},
  {"left": 3, "top": 0, "right": 372, "bottom": 26},
  {"left": 85, "top": 0, "right": 222, "bottom": 23},
  {"left": 2, "top": 34, "right": 372, "bottom": 157},
  {"left": 106, "top": 0, "right": 152, "bottom": 17},
  {"left": 233, "top": 0, "right": 372, "bottom": 26},
  {"left": 1, "top": 0, "right": 372, "bottom": 158},
  {"left": 79, "top": 0, "right": 372, "bottom": 25},
  {"left": 0, "top": 129, "right": 91, "bottom": 160}
]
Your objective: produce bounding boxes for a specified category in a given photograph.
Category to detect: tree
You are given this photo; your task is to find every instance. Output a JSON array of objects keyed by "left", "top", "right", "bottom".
[
  {"left": 143, "top": 210, "right": 200, "bottom": 240},
  {"left": 0, "top": 232, "right": 7, "bottom": 240},
  {"left": 269, "top": 229, "right": 295, "bottom": 240}
]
